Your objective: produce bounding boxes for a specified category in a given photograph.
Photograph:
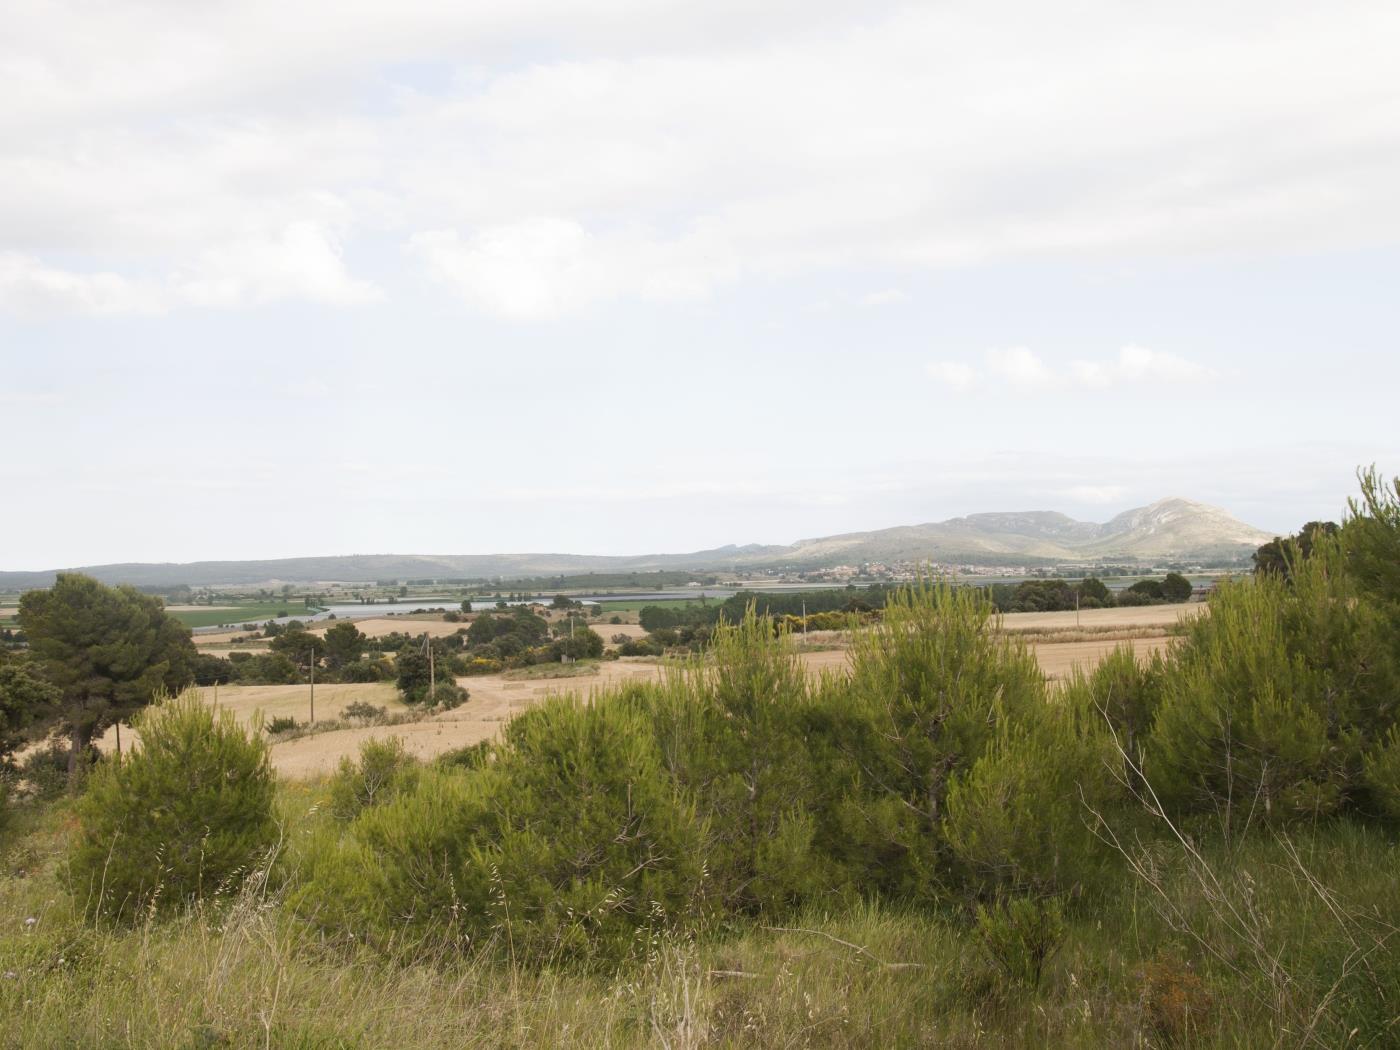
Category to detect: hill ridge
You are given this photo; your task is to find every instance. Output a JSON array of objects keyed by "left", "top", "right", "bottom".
[{"left": 0, "top": 497, "right": 1273, "bottom": 589}]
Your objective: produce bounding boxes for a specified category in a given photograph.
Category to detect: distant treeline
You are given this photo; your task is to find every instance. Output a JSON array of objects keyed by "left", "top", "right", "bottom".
[
  {"left": 481, "top": 570, "right": 719, "bottom": 592},
  {"left": 637, "top": 575, "right": 1195, "bottom": 631}
]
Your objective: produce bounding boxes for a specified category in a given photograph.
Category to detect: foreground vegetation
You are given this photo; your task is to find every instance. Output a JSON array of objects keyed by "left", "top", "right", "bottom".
[{"left": 2, "top": 469, "right": 1399, "bottom": 1046}]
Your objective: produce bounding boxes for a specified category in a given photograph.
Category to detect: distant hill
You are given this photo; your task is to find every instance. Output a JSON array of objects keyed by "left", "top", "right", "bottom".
[{"left": 0, "top": 498, "right": 1273, "bottom": 590}]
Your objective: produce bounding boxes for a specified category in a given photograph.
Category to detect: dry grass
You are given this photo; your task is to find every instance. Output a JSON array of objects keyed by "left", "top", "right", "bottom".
[{"left": 2, "top": 795, "right": 1391, "bottom": 1049}]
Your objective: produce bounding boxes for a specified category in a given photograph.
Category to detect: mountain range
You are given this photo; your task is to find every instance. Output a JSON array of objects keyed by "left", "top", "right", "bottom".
[{"left": 0, "top": 498, "right": 1274, "bottom": 590}]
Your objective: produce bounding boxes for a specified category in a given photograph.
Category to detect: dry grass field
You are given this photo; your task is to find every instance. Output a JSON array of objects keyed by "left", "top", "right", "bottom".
[{"left": 157, "top": 603, "right": 1204, "bottom": 777}]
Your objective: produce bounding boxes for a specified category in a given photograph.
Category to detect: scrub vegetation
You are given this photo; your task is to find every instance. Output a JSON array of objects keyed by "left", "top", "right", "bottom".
[{"left": 2, "top": 469, "right": 1399, "bottom": 1047}]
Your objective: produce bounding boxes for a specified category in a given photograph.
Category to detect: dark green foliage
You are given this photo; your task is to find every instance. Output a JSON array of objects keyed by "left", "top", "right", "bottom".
[
  {"left": 944, "top": 685, "right": 1118, "bottom": 898},
  {"left": 1160, "top": 572, "right": 1194, "bottom": 602},
  {"left": 1078, "top": 576, "right": 1112, "bottom": 604},
  {"left": 1253, "top": 520, "right": 1340, "bottom": 578},
  {"left": 19, "top": 574, "right": 197, "bottom": 774},
  {"left": 549, "top": 626, "right": 604, "bottom": 661},
  {"left": 1147, "top": 538, "right": 1399, "bottom": 829},
  {"left": 394, "top": 644, "right": 433, "bottom": 702},
  {"left": 68, "top": 692, "right": 276, "bottom": 921},
  {"left": 227, "top": 652, "right": 301, "bottom": 684},
  {"left": 1345, "top": 467, "right": 1400, "bottom": 613},
  {"left": 265, "top": 716, "right": 298, "bottom": 735},
  {"left": 190, "top": 653, "right": 234, "bottom": 686},
  {"left": 641, "top": 611, "right": 830, "bottom": 914},
  {"left": 329, "top": 737, "right": 420, "bottom": 821},
  {"left": 321, "top": 621, "right": 365, "bottom": 671},
  {"left": 269, "top": 627, "right": 324, "bottom": 664},
  {"left": 337, "top": 658, "right": 389, "bottom": 683},
  {"left": 618, "top": 636, "right": 663, "bottom": 657},
  {"left": 18, "top": 739, "right": 88, "bottom": 799},
  {"left": 817, "top": 582, "right": 1045, "bottom": 901},
  {"left": 0, "top": 653, "right": 59, "bottom": 767},
  {"left": 304, "top": 697, "right": 708, "bottom": 966},
  {"left": 428, "top": 681, "right": 467, "bottom": 709}
]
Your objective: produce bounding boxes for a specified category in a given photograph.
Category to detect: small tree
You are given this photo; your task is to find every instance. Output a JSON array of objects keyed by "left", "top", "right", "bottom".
[
  {"left": 322, "top": 621, "right": 365, "bottom": 672},
  {"left": 19, "top": 574, "right": 196, "bottom": 780},
  {"left": 68, "top": 692, "right": 277, "bottom": 921},
  {"left": 269, "top": 627, "right": 325, "bottom": 664},
  {"left": 1161, "top": 572, "right": 1194, "bottom": 602},
  {"left": 1077, "top": 576, "right": 1112, "bottom": 605}
]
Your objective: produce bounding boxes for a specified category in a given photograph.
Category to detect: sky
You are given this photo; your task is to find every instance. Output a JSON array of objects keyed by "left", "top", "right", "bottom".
[{"left": 2, "top": 0, "right": 1399, "bottom": 570}]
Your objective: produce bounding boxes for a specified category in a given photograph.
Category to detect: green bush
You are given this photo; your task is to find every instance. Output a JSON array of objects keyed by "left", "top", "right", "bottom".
[
  {"left": 68, "top": 692, "right": 276, "bottom": 921},
  {"left": 329, "top": 737, "right": 420, "bottom": 821},
  {"left": 1148, "top": 541, "right": 1398, "bottom": 828},
  {"left": 429, "top": 681, "right": 467, "bottom": 710},
  {"left": 972, "top": 895, "right": 1066, "bottom": 989},
  {"left": 265, "top": 716, "right": 298, "bottom": 735},
  {"left": 302, "top": 695, "right": 708, "bottom": 967},
  {"left": 338, "top": 659, "right": 388, "bottom": 684},
  {"left": 1363, "top": 726, "right": 1400, "bottom": 820},
  {"left": 944, "top": 683, "right": 1118, "bottom": 898},
  {"left": 638, "top": 610, "right": 831, "bottom": 914},
  {"left": 18, "top": 740, "right": 88, "bottom": 799},
  {"left": 817, "top": 581, "right": 1045, "bottom": 901}
]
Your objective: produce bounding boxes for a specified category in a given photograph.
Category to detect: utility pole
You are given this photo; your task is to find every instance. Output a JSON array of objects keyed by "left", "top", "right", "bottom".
[
  {"left": 1075, "top": 588, "right": 1080, "bottom": 629},
  {"left": 802, "top": 599, "right": 807, "bottom": 635},
  {"left": 309, "top": 653, "right": 316, "bottom": 723},
  {"left": 425, "top": 634, "right": 435, "bottom": 697}
]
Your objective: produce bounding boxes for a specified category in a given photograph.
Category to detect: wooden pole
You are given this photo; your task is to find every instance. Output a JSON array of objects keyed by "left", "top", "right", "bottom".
[
  {"left": 309, "top": 654, "right": 315, "bottom": 723},
  {"left": 427, "top": 635, "right": 435, "bottom": 697},
  {"left": 114, "top": 721, "right": 122, "bottom": 762}
]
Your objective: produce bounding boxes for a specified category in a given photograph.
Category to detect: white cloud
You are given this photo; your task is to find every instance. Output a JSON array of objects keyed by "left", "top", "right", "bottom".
[
  {"left": 178, "top": 222, "right": 381, "bottom": 309},
  {"left": 407, "top": 217, "right": 729, "bottom": 318},
  {"left": 0, "top": 224, "right": 378, "bottom": 315},
  {"left": 925, "top": 361, "right": 977, "bottom": 390},
  {"left": 1070, "top": 345, "right": 1214, "bottom": 388},
  {"left": 927, "top": 345, "right": 1213, "bottom": 392},
  {"left": 4, "top": 2, "right": 1400, "bottom": 316},
  {"left": 986, "top": 347, "right": 1053, "bottom": 388}
]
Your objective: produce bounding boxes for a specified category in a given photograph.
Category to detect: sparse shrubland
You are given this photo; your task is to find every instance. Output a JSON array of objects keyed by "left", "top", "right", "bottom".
[{"left": 2, "top": 470, "right": 1400, "bottom": 1046}]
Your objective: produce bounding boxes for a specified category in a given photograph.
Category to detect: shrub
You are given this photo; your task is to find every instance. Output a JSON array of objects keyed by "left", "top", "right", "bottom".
[
  {"left": 68, "top": 692, "right": 276, "bottom": 921},
  {"left": 304, "top": 696, "right": 708, "bottom": 967},
  {"left": 1363, "top": 726, "right": 1400, "bottom": 820},
  {"left": 341, "top": 701, "right": 386, "bottom": 724},
  {"left": 429, "top": 681, "right": 467, "bottom": 710},
  {"left": 329, "top": 737, "right": 420, "bottom": 821},
  {"left": 818, "top": 581, "right": 1044, "bottom": 901},
  {"left": 972, "top": 895, "right": 1066, "bottom": 989},
  {"left": 265, "top": 716, "right": 298, "bottom": 735},
  {"left": 619, "top": 637, "right": 664, "bottom": 657},
  {"left": 944, "top": 685, "right": 1118, "bottom": 898},
  {"left": 608, "top": 615, "right": 623, "bottom": 625},
  {"left": 18, "top": 740, "right": 87, "bottom": 800},
  {"left": 1148, "top": 541, "right": 1398, "bottom": 828},
  {"left": 338, "top": 659, "right": 388, "bottom": 683}
]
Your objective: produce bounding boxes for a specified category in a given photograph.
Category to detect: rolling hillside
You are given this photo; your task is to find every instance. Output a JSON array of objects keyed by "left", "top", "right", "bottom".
[{"left": 0, "top": 498, "right": 1273, "bottom": 589}]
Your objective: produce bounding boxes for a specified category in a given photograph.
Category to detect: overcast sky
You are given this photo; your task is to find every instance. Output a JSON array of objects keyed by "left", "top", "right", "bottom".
[{"left": 3, "top": 1, "right": 1399, "bottom": 569}]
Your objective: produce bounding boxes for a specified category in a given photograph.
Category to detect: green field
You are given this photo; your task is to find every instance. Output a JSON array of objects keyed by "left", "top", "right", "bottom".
[
  {"left": 593, "top": 597, "right": 718, "bottom": 613},
  {"left": 165, "top": 603, "right": 298, "bottom": 629}
]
